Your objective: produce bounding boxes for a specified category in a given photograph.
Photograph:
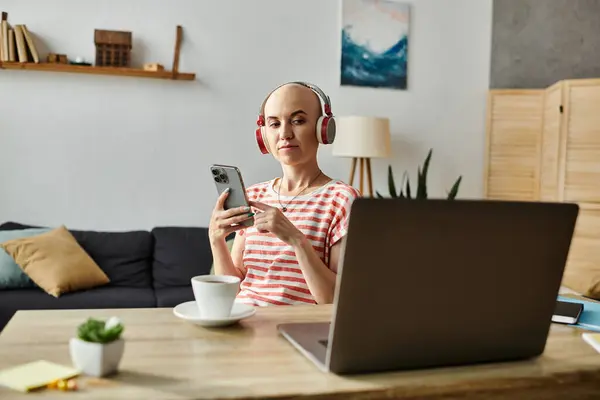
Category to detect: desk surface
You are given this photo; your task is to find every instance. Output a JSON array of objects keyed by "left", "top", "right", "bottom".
[{"left": 1, "top": 304, "right": 600, "bottom": 399}]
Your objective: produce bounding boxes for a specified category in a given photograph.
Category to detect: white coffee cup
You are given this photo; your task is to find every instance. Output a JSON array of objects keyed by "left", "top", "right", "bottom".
[{"left": 191, "top": 275, "right": 240, "bottom": 319}]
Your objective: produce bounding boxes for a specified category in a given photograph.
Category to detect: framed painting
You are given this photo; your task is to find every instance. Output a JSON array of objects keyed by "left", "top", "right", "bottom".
[{"left": 340, "top": 0, "right": 410, "bottom": 90}]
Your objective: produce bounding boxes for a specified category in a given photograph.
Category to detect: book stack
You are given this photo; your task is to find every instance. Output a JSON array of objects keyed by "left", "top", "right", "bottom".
[
  {"left": 557, "top": 296, "right": 600, "bottom": 332},
  {"left": 0, "top": 11, "right": 40, "bottom": 64}
]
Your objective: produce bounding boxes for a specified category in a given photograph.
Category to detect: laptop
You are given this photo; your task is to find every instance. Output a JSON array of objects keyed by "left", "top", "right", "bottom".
[{"left": 277, "top": 198, "right": 579, "bottom": 375}]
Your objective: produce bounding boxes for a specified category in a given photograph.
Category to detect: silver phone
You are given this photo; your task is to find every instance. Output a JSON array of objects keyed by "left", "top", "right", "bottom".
[{"left": 210, "top": 164, "right": 253, "bottom": 227}]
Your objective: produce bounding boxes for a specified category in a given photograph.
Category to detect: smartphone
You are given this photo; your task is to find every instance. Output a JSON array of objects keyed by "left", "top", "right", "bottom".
[
  {"left": 552, "top": 300, "right": 583, "bottom": 325},
  {"left": 209, "top": 164, "right": 253, "bottom": 227}
]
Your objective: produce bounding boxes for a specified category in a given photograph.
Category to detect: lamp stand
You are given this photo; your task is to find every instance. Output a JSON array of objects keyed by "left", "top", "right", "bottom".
[{"left": 348, "top": 157, "right": 373, "bottom": 197}]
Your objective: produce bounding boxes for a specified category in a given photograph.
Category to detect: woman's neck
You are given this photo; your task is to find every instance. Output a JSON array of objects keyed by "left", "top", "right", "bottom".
[{"left": 279, "top": 162, "right": 324, "bottom": 193}]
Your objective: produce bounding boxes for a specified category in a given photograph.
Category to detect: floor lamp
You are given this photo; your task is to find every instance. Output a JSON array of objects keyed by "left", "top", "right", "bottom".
[{"left": 332, "top": 116, "right": 391, "bottom": 197}]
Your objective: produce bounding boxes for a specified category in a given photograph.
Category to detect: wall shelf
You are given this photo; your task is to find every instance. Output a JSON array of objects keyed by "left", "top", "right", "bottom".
[
  {"left": 0, "top": 61, "right": 195, "bottom": 80},
  {"left": 0, "top": 19, "right": 195, "bottom": 81}
]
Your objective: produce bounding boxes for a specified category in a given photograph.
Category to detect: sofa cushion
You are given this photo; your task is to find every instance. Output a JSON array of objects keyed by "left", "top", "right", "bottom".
[
  {"left": 0, "top": 226, "right": 111, "bottom": 297},
  {"left": 0, "top": 222, "right": 153, "bottom": 288},
  {"left": 154, "top": 286, "right": 195, "bottom": 308},
  {"left": 0, "top": 306, "right": 15, "bottom": 332},
  {"left": 0, "top": 286, "right": 158, "bottom": 332},
  {"left": 0, "top": 286, "right": 156, "bottom": 311},
  {"left": 71, "top": 229, "right": 154, "bottom": 288},
  {"left": 151, "top": 227, "right": 214, "bottom": 288},
  {"left": 0, "top": 228, "right": 51, "bottom": 289}
]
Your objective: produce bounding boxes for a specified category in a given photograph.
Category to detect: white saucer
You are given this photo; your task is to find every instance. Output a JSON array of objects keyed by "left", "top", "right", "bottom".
[{"left": 173, "top": 301, "right": 256, "bottom": 327}]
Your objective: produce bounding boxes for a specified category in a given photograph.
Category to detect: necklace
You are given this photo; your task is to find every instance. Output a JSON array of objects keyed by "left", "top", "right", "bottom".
[{"left": 277, "top": 171, "right": 323, "bottom": 212}]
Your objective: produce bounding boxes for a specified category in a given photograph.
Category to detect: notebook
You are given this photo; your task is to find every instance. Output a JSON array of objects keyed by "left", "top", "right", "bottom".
[
  {"left": 557, "top": 296, "right": 600, "bottom": 332},
  {"left": 0, "top": 360, "right": 80, "bottom": 392}
]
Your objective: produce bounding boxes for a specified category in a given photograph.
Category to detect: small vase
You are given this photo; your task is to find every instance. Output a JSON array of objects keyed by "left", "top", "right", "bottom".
[{"left": 69, "top": 337, "right": 125, "bottom": 377}]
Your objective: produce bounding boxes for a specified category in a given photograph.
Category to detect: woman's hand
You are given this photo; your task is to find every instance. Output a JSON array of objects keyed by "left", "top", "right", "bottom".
[
  {"left": 250, "top": 201, "right": 305, "bottom": 246},
  {"left": 208, "top": 189, "right": 254, "bottom": 243},
  {"left": 251, "top": 200, "right": 336, "bottom": 304}
]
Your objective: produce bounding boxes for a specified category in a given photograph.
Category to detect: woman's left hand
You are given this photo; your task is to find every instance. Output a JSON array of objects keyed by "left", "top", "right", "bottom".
[{"left": 249, "top": 201, "right": 304, "bottom": 246}]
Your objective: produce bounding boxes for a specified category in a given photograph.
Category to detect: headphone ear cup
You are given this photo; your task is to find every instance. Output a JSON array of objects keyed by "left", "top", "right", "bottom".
[
  {"left": 255, "top": 126, "right": 270, "bottom": 154},
  {"left": 316, "top": 116, "right": 336, "bottom": 145}
]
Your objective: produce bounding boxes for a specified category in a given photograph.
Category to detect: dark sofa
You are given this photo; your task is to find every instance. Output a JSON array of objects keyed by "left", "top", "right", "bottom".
[{"left": 0, "top": 221, "right": 220, "bottom": 332}]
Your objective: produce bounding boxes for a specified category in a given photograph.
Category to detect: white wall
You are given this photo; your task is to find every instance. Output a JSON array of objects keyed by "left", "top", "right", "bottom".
[{"left": 0, "top": 0, "right": 492, "bottom": 230}]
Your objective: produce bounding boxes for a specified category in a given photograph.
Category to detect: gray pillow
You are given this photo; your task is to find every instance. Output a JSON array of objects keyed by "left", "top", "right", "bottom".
[{"left": 0, "top": 228, "right": 51, "bottom": 289}]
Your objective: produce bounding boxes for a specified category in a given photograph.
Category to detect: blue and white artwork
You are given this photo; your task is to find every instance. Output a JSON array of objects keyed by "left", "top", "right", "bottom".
[{"left": 340, "top": 0, "right": 410, "bottom": 90}]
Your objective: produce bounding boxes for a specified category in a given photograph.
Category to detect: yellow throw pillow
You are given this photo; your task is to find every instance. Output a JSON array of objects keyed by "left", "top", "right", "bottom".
[{"left": 0, "top": 225, "right": 110, "bottom": 297}]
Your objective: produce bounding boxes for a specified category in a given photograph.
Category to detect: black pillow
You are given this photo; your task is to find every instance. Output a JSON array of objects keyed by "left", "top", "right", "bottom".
[{"left": 151, "top": 226, "right": 216, "bottom": 288}]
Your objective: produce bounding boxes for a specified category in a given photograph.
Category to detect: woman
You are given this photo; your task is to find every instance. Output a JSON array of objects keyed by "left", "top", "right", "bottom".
[{"left": 209, "top": 82, "right": 360, "bottom": 306}]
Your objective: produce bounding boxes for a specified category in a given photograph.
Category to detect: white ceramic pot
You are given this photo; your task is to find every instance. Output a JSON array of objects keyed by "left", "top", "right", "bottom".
[{"left": 69, "top": 337, "right": 125, "bottom": 377}]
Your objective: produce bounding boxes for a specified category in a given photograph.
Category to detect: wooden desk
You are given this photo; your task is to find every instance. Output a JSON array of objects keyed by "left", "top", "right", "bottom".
[{"left": 1, "top": 305, "right": 600, "bottom": 399}]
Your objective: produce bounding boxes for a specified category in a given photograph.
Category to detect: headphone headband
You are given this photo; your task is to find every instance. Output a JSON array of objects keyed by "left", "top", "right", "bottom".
[{"left": 258, "top": 81, "right": 333, "bottom": 117}]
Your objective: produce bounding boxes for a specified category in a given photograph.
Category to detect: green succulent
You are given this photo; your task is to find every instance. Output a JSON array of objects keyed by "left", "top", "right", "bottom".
[
  {"left": 376, "top": 148, "right": 462, "bottom": 200},
  {"left": 77, "top": 317, "right": 124, "bottom": 344}
]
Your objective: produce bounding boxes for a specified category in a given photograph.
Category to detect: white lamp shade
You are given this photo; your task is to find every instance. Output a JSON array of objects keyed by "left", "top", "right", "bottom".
[{"left": 332, "top": 116, "right": 391, "bottom": 158}]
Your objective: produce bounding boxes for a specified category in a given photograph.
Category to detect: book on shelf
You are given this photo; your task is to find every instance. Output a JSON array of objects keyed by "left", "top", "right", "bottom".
[
  {"left": 0, "top": 12, "right": 40, "bottom": 64},
  {"left": 8, "top": 27, "right": 14, "bottom": 61},
  {"left": 13, "top": 25, "right": 28, "bottom": 62},
  {"left": 0, "top": 19, "right": 7, "bottom": 61},
  {"left": 19, "top": 25, "right": 39, "bottom": 63}
]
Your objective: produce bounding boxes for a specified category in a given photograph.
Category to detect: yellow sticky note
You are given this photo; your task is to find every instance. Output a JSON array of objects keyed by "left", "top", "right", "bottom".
[
  {"left": 0, "top": 360, "right": 80, "bottom": 392},
  {"left": 583, "top": 333, "right": 600, "bottom": 354}
]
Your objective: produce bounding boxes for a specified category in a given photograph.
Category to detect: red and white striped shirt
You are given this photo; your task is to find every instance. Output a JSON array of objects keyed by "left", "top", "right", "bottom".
[{"left": 236, "top": 179, "right": 360, "bottom": 306}]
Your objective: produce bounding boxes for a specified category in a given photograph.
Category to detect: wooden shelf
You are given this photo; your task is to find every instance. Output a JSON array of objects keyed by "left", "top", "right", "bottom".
[
  {"left": 0, "top": 21, "right": 195, "bottom": 81},
  {"left": 0, "top": 62, "right": 195, "bottom": 81}
]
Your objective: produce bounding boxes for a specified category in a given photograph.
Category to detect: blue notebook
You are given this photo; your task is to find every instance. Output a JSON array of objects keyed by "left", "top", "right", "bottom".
[{"left": 557, "top": 296, "right": 600, "bottom": 332}]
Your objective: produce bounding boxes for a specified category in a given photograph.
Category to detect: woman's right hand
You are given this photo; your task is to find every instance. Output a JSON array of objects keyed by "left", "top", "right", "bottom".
[{"left": 208, "top": 189, "right": 254, "bottom": 243}]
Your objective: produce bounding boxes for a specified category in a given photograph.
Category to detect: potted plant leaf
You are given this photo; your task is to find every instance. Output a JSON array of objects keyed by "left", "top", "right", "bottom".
[
  {"left": 376, "top": 148, "right": 462, "bottom": 200},
  {"left": 69, "top": 316, "right": 125, "bottom": 377}
]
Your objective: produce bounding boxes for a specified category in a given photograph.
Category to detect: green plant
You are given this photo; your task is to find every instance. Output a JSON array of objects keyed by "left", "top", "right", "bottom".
[
  {"left": 375, "top": 148, "right": 462, "bottom": 200},
  {"left": 77, "top": 317, "right": 124, "bottom": 344}
]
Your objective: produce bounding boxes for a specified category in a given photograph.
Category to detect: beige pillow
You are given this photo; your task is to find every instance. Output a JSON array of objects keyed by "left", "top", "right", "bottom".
[{"left": 0, "top": 225, "right": 110, "bottom": 297}]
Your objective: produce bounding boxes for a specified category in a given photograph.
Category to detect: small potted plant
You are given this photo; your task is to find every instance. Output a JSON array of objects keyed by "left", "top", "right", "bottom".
[
  {"left": 69, "top": 316, "right": 125, "bottom": 377},
  {"left": 376, "top": 148, "right": 462, "bottom": 200}
]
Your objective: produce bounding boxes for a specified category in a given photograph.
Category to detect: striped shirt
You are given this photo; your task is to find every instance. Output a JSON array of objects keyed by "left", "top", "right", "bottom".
[{"left": 236, "top": 179, "right": 360, "bottom": 306}]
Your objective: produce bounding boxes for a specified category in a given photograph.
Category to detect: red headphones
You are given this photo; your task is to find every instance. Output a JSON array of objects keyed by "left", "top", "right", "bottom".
[{"left": 255, "top": 81, "right": 336, "bottom": 155}]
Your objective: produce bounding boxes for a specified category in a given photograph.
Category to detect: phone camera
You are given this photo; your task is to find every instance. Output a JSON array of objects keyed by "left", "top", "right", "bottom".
[{"left": 212, "top": 168, "right": 229, "bottom": 184}]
